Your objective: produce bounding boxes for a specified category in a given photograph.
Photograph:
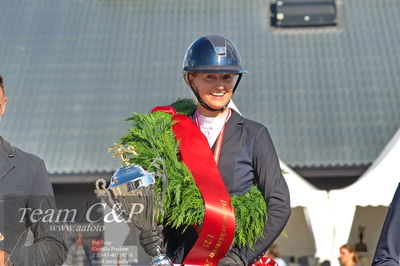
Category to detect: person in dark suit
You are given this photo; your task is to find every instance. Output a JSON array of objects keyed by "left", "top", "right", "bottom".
[
  {"left": 372, "top": 183, "right": 400, "bottom": 266},
  {"left": 0, "top": 75, "right": 68, "bottom": 266}
]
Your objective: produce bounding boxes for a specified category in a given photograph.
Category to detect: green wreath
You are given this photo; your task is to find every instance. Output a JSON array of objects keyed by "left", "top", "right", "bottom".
[{"left": 112, "top": 99, "right": 267, "bottom": 248}]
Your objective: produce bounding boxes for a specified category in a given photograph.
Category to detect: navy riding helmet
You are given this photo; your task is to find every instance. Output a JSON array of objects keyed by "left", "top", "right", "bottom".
[{"left": 182, "top": 35, "right": 248, "bottom": 111}]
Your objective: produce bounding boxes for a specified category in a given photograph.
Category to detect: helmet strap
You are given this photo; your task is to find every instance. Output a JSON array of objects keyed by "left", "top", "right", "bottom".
[
  {"left": 189, "top": 81, "right": 225, "bottom": 112},
  {"left": 232, "top": 73, "right": 243, "bottom": 94}
]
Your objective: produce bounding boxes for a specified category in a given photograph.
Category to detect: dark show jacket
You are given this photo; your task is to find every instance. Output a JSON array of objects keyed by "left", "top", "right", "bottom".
[
  {"left": 0, "top": 136, "right": 67, "bottom": 266},
  {"left": 372, "top": 183, "right": 400, "bottom": 266},
  {"left": 164, "top": 109, "right": 291, "bottom": 264}
]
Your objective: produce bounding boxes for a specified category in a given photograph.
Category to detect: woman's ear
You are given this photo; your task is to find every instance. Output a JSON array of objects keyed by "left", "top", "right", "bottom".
[{"left": 188, "top": 73, "right": 195, "bottom": 82}]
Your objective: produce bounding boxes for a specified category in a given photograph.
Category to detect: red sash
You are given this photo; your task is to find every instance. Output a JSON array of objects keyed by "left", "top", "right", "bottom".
[{"left": 151, "top": 106, "right": 236, "bottom": 266}]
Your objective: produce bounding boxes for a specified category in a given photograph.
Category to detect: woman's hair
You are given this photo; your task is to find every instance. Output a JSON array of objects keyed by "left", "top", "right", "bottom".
[{"left": 340, "top": 244, "right": 360, "bottom": 265}]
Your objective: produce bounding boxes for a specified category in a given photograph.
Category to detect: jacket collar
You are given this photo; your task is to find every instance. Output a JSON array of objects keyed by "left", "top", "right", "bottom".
[{"left": 0, "top": 136, "right": 15, "bottom": 181}]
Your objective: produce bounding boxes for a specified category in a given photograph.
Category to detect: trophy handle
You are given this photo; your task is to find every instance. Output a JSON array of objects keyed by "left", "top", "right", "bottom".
[
  {"left": 94, "top": 179, "right": 111, "bottom": 203},
  {"left": 94, "top": 179, "right": 126, "bottom": 218}
]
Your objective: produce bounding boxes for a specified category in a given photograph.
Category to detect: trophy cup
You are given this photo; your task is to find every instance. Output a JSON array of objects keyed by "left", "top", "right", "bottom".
[{"left": 95, "top": 150, "right": 172, "bottom": 266}]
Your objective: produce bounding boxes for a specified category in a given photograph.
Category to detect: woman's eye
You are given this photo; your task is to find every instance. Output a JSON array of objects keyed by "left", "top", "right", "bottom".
[{"left": 205, "top": 75, "right": 216, "bottom": 80}]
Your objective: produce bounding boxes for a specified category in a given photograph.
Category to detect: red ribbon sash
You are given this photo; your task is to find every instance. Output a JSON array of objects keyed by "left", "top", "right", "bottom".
[{"left": 151, "top": 106, "right": 236, "bottom": 266}]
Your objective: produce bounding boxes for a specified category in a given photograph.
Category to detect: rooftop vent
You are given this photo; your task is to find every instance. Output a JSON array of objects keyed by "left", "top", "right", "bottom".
[{"left": 271, "top": 0, "right": 337, "bottom": 27}]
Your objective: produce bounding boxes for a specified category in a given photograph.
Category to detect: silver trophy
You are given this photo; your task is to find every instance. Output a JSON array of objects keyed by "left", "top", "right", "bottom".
[{"left": 95, "top": 158, "right": 172, "bottom": 266}]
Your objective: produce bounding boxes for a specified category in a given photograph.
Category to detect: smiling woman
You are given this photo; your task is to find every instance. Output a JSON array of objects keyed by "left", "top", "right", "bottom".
[{"left": 131, "top": 34, "right": 291, "bottom": 265}]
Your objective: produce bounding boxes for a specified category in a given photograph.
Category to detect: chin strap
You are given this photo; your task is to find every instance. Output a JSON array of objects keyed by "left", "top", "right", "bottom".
[{"left": 187, "top": 73, "right": 242, "bottom": 112}]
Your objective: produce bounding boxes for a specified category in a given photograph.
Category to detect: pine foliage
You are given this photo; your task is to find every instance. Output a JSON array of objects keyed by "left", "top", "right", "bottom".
[
  {"left": 120, "top": 111, "right": 204, "bottom": 229},
  {"left": 114, "top": 99, "right": 267, "bottom": 247},
  {"left": 171, "top": 98, "right": 198, "bottom": 116},
  {"left": 231, "top": 186, "right": 267, "bottom": 247}
]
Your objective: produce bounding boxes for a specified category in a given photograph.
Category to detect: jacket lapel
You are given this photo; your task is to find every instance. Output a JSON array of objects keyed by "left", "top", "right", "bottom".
[
  {"left": 0, "top": 136, "right": 15, "bottom": 181},
  {"left": 222, "top": 109, "right": 244, "bottom": 146}
]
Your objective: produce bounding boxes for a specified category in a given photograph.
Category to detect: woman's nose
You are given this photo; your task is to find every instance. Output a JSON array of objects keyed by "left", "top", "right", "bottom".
[
  {"left": 215, "top": 83, "right": 225, "bottom": 90},
  {"left": 216, "top": 77, "right": 227, "bottom": 87}
]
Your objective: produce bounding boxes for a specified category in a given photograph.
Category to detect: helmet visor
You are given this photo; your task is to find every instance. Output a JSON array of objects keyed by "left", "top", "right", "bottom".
[{"left": 183, "top": 64, "right": 248, "bottom": 74}]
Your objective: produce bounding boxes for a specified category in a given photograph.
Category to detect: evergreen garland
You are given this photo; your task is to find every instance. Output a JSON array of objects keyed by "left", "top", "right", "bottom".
[{"left": 113, "top": 99, "right": 267, "bottom": 247}]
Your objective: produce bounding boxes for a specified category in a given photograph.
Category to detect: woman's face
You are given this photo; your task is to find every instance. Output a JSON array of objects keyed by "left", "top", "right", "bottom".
[
  {"left": 189, "top": 73, "right": 236, "bottom": 111},
  {"left": 339, "top": 248, "right": 354, "bottom": 265}
]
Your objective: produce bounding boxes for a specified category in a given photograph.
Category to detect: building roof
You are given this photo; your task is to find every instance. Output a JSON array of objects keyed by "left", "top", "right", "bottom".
[{"left": 1, "top": 0, "right": 399, "bottom": 174}]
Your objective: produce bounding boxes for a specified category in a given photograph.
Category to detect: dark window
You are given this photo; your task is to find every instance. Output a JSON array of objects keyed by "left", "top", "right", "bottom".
[{"left": 271, "top": 0, "right": 337, "bottom": 27}]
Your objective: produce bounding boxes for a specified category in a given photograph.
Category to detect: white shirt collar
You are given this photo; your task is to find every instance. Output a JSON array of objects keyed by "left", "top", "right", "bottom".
[{"left": 195, "top": 109, "right": 230, "bottom": 147}]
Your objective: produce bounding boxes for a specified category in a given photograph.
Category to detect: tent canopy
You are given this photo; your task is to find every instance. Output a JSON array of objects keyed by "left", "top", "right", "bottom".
[
  {"left": 329, "top": 128, "right": 400, "bottom": 265},
  {"left": 330, "top": 127, "right": 400, "bottom": 206},
  {"left": 280, "top": 161, "right": 332, "bottom": 262}
]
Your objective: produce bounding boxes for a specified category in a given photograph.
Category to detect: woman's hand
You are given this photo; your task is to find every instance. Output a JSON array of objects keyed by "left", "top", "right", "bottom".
[
  {"left": 218, "top": 250, "right": 245, "bottom": 266},
  {"left": 139, "top": 225, "right": 164, "bottom": 256}
]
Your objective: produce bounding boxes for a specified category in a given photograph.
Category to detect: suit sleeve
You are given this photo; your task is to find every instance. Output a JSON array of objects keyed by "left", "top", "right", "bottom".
[
  {"left": 9, "top": 160, "right": 68, "bottom": 266},
  {"left": 234, "top": 126, "right": 291, "bottom": 264},
  {"left": 372, "top": 184, "right": 400, "bottom": 266}
]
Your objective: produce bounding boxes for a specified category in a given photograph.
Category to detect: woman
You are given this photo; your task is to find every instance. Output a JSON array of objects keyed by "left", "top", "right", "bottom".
[
  {"left": 139, "top": 35, "right": 291, "bottom": 265},
  {"left": 339, "top": 244, "right": 361, "bottom": 266}
]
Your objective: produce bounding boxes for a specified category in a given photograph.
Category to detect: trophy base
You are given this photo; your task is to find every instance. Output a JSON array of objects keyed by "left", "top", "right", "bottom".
[{"left": 151, "top": 254, "right": 174, "bottom": 266}]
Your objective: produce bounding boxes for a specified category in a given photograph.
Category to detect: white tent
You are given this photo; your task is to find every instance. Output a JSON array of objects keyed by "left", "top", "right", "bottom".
[
  {"left": 329, "top": 128, "right": 400, "bottom": 265},
  {"left": 279, "top": 161, "right": 333, "bottom": 263}
]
